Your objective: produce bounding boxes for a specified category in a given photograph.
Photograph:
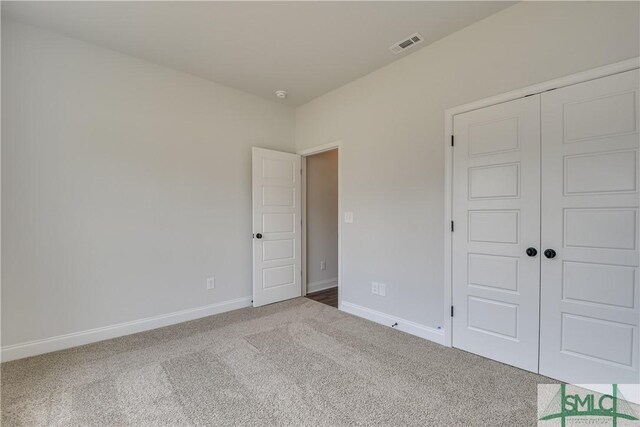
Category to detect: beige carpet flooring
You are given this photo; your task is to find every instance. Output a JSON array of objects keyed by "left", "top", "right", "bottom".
[{"left": 2, "top": 298, "right": 552, "bottom": 426}]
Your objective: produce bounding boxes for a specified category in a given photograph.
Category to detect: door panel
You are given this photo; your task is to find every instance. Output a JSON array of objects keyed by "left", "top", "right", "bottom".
[
  {"left": 252, "top": 147, "right": 302, "bottom": 307},
  {"left": 452, "top": 95, "right": 541, "bottom": 372},
  {"left": 539, "top": 69, "right": 640, "bottom": 384}
]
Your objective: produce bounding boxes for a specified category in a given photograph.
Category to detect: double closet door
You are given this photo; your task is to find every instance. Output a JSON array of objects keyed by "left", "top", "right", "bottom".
[{"left": 452, "top": 69, "right": 639, "bottom": 385}]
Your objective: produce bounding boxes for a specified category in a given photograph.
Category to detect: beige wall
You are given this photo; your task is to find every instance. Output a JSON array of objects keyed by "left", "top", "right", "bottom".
[
  {"left": 1, "top": 21, "right": 295, "bottom": 346},
  {"left": 306, "top": 149, "right": 338, "bottom": 291},
  {"left": 295, "top": 1, "right": 640, "bottom": 329}
]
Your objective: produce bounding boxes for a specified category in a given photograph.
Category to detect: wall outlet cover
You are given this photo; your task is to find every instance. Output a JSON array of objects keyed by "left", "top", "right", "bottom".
[
  {"left": 371, "top": 282, "right": 379, "bottom": 294},
  {"left": 344, "top": 212, "right": 354, "bottom": 223},
  {"left": 378, "top": 283, "right": 386, "bottom": 297},
  {"left": 206, "top": 277, "right": 215, "bottom": 290}
]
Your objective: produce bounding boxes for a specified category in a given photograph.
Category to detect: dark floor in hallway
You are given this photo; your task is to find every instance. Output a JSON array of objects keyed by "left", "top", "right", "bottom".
[{"left": 306, "top": 287, "right": 338, "bottom": 308}]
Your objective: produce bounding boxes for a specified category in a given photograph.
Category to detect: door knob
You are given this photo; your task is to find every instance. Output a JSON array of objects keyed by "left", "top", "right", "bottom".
[
  {"left": 255, "top": 233, "right": 263, "bottom": 239},
  {"left": 544, "top": 249, "right": 556, "bottom": 259},
  {"left": 526, "top": 247, "right": 537, "bottom": 257}
]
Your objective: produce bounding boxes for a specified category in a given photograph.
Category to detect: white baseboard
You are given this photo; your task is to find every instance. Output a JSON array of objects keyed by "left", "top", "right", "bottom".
[
  {"left": 340, "top": 301, "right": 445, "bottom": 346},
  {"left": 307, "top": 278, "right": 338, "bottom": 293},
  {"left": 1, "top": 296, "right": 252, "bottom": 362}
]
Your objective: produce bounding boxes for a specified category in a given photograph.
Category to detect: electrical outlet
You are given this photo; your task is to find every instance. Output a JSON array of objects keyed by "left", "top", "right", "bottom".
[
  {"left": 371, "top": 282, "right": 379, "bottom": 294},
  {"left": 378, "top": 283, "right": 386, "bottom": 297},
  {"left": 320, "top": 260, "right": 326, "bottom": 271},
  {"left": 344, "top": 212, "right": 354, "bottom": 223},
  {"left": 206, "top": 277, "right": 215, "bottom": 290}
]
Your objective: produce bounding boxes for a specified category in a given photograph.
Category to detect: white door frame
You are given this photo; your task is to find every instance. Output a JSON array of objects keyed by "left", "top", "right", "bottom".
[
  {"left": 298, "top": 141, "right": 342, "bottom": 308},
  {"left": 443, "top": 57, "right": 640, "bottom": 347}
]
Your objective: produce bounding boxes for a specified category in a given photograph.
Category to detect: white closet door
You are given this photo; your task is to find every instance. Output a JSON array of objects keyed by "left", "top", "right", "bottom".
[
  {"left": 452, "top": 95, "right": 541, "bottom": 372},
  {"left": 540, "top": 69, "right": 640, "bottom": 384}
]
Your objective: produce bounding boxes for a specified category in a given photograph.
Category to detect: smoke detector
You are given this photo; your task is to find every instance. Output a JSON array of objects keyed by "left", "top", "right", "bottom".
[
  {"left": 389, "top": 33, "right": 424, "bottom": 54},
  {"left": 275, "top": 90, "right": 287, "bottom": 99}
]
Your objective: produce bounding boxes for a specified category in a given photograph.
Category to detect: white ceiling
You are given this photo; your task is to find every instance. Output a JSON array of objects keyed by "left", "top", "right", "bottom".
[{"left": 3, "top": 1, "right": 515, "bottom": 106}]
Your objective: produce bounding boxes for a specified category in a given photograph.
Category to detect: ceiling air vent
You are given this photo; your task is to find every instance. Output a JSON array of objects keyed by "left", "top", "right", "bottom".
[{"left": 389, "top": 33, "right": 424, "bottom": 54}]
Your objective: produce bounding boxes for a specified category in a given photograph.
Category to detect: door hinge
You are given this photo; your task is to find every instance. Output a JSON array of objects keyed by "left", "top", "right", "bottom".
[
  {"left": 300, "top": 169, "right": 303, "bottom": 175},
  {"left": 451, "top": 306, "right": 454, "bottom": 317},
  {"left": 451, "top": 221, "right": 454, "bottom": 232},
  {"left": 451, "top": 135, "right": 454, "bottom": 147}
]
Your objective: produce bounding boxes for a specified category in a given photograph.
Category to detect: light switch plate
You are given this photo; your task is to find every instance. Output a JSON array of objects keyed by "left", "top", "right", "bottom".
[
  {"left": 344, "top": 212, "right": 354, "bottom": 223},
  {"left": 206, "top": 277, "right": 215, "bottom": 290}
]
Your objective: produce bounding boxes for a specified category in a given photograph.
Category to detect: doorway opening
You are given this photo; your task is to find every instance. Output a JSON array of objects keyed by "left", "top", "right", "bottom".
[{"left": 303, "top": 148, "right": 339, "bottom": 308}]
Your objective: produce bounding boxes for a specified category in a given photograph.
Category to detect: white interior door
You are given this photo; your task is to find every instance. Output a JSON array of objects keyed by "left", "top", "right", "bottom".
[
  {"left": 539, "top": 69, "right": 640, "bottom": 384},
  {"left": 452, "top": 95, "right": 541, "bottom": 372},
  {"left": 252, "top": 147, "right": 302, "bottom": 307}
]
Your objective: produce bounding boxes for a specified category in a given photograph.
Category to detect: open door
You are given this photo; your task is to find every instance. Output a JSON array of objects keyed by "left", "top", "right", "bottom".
[{"left": 252, "top": 147, "right": 302, "bottom": 307}]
